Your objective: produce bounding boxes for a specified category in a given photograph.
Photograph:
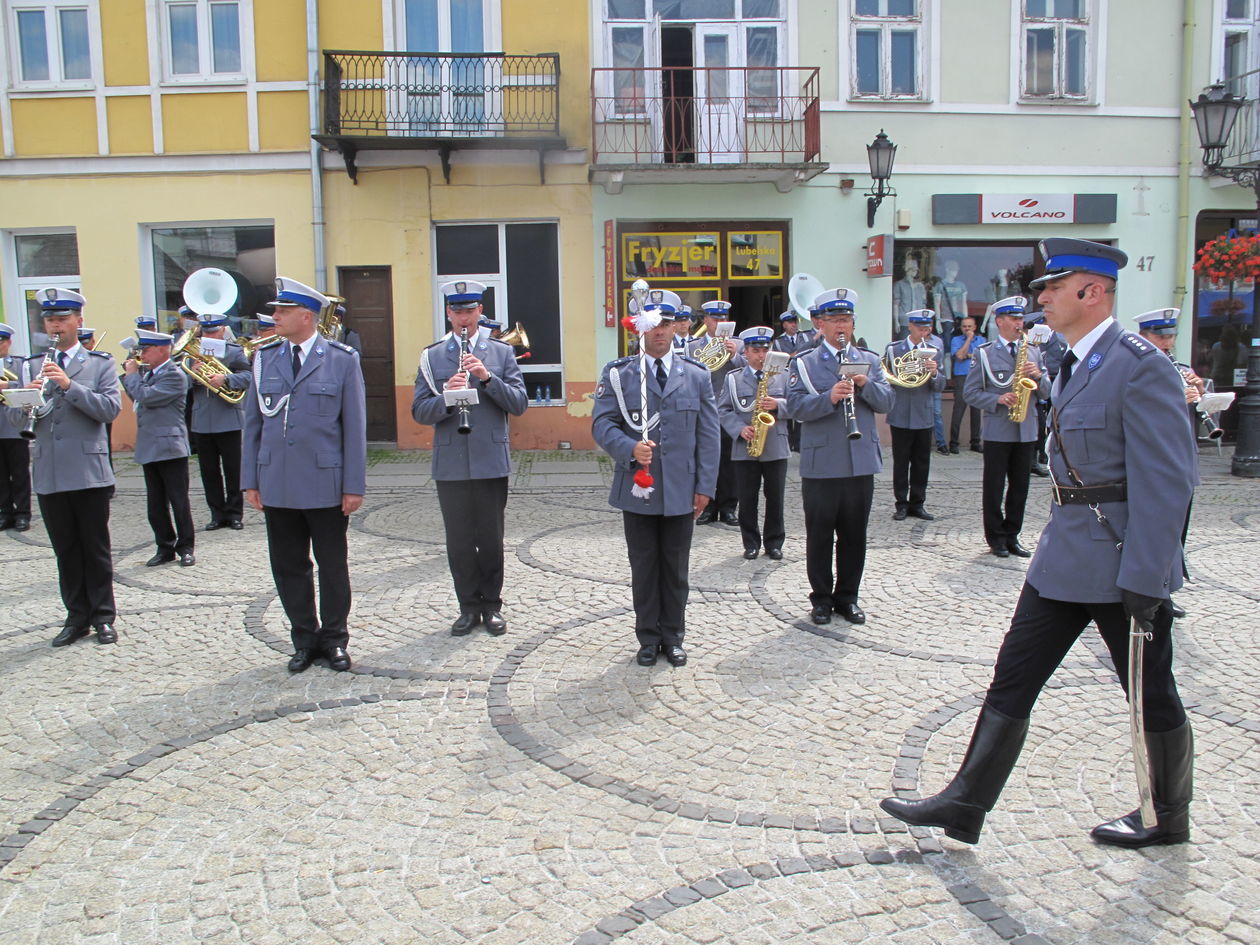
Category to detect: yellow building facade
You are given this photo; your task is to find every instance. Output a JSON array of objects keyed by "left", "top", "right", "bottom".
[{"left": 0, "top": 0, "right": 594, "bottom": 448}]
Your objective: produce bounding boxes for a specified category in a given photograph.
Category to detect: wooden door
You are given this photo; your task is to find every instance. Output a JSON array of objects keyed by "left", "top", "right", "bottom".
[{"left": 338, "top": 266, "right": 396, "bottom": 442}]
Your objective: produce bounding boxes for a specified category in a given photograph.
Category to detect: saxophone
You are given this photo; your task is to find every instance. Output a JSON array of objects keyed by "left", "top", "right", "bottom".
[
  {"left": 1007, "top": 329, "right": 1038, "bottom": 423},
  {"left": 746, "top": 367, "right": 777, "bottom": 458}
]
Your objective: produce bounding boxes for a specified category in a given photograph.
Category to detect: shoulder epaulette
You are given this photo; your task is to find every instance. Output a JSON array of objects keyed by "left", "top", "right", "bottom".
[
  {"left": 327, "top": 339, "right": 356, "bottom": 354},
  {"left": 856, "top": 346, "right": 876, "bottom": 355},
  {"left": 423, "top": 338, "right": 447, "bottom": 351},
  {"left": 1118, "top": 331, "right": 1158, "bottom": 357},
  {"left": 87, "top": 348, "right": 112, "bottom": 359},
  {"left": 485, "top": 336, "right": 512, "bottom": 348},
  {"left": 680, "top": 355, "right": 709, "bottom": 369},
  {"left": 609, "top": 355, "right": 635, "bottom": 367}
]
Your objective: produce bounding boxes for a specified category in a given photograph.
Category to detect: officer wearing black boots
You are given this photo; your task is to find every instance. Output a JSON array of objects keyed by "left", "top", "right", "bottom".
[
  {"left": 882, "top": 238, "right": 1199, "bottom": 849},
  {"left": 0, "top": 323, "right": 33, "bottom": 532}
]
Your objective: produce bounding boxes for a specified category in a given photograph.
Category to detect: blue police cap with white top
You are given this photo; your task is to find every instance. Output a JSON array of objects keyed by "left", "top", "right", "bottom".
[
  {"left": 700, "top": 299, "right": 732, "bottom": 317},
  {"left": 441, "top": 279, "right": 487, "bottom": 309},
  {"left": 178, "top": 305, "right": 195, "bottom": 319},
  {"left": 335, "top": 303, "right": 346, "bottom": 317},
  {"left": 269, "top": 276, "right": 329, "bottom": 313},
  {"left": 992, "top": 296, "right": 1028, "bottom": 317},
  {"left": 135, "top": 315, "right": 157, "bottom": 329},
  {"left": 198, "top": 312, "right": 229, "bottom": 329},
  {"left": 135, "top": 329, "right": 174, "bottom": 347},
  {"left": 813, "top": 288, "right": 859, "bottom": 315},
  {"left": 679, "top": 304, "right": 694, "bottom": 320},
  {"left": 905, "top": 309, "right": 935, "bottom": 326},
  {"left": 255, "top": 312, "right": 275, "bottom": 328},
  {"left": 77, "top": 327, "right": 95, "bottom": 341},
  {"left": 37, "top": 287, "right": 85, "bottom": 312},
  {"left": 1133, "top": 308, "right": 1179, "bottom": 335},
  {"left": 479, "top": 317, "right": 503, "bottom": 331},
  {"left": 643, "top": 289, "right": 683, "bottom": 318},
  {"left": 779, "top": 310, "right": 799, "bottom": 322},
  {"left": 738, "top": 326, "right": 774, "bottom": 347},
  {"left": 0, "top": 323, "right": 14, "bottom": 339},
  {"left": 1030, "top": 238, "right": 1128, "bottom": 286}
]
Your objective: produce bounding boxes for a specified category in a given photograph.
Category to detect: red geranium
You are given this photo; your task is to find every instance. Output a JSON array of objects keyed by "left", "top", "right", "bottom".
[{"left": 1194, "top": 233, "right": 1260, "bottom": 283}]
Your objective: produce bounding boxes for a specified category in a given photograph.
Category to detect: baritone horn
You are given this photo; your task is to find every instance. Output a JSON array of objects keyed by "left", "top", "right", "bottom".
[{"left": 177, "top": 268, "right": 246, "bottom": 405}]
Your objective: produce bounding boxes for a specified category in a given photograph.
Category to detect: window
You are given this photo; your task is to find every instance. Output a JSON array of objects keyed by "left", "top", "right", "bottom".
[
  {"left": 851, "top": 0, "right": 923, "bottom": 100},
  {"left": 397, "top": 0, "right": 494, "bottom": 132},
  {"left": 1020, "top": 0, "right": 1091, "bottom": 101},
  {"left": 10, "top": 231, "right": 80, "bottom": 351},
  {"left": 161, "top": 0, "right": 244, "bottom": 82},
  {"left": 149, "top": 224, "right": 275, "bottom": 334},
  {"left": 10, "top": 3, "right": 93, "bottom": 86},
  {"left": 1223, "top": 0, "right": 1259, "bottom": 97},
  {"left": 435, "top": 222, "right": 561, "bottom": 405}
]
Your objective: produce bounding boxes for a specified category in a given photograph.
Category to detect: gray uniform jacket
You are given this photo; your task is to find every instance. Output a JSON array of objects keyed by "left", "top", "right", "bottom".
[
  {"left": 1028, "top": 322, "right": 1198, "bottom": 603},
  {"left": 122, "top": 362, "right": 190, "bottom": 465},
  {"left": 884, "top": 338, "right": 947, "bottom": 429},
  {"left": 963, "top": 340, "right": 1050, "bottom": 443},
  {"left": 1, "top": 354, "right": 30, "bottom": 439},
  {"left": 2, "top": 348, "right": 120, "bottom": 494},
  {"left": 773, "top": 329, "right": 817, "bottom": 356},
  {"left": 241, "top": 338, "right": 368, "bottom": 509},
  {"left": 717, "top": 364, "right": 792, "bottom": 462},
  {"left": 189, "top": 343, "right": 250, "bottom": 434},
  {"left": 593, "top": 354, "right": 719, "bottom": 517},
  {"left": 686, "top": 336, "right": 746, "bottom": 396},
  {"left": 786, "top": 343, "right": 894, "bottom": 478},
  {"left": 1040, "top": 331, "right": 1069, "bottom": 378},
  {"left": 411, "top": 333, "right": 528, "bottom": 481}
]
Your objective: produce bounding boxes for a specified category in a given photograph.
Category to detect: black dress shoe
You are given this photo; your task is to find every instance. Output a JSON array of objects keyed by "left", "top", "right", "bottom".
[
  {"left": 483, "top": 611, "right": 507, "bottom": 636},
  {"left": 990, "top": 544, "right": 1010, "bottom": 558},
  {"left": 695, "top": 507, "right": 715, "bottom": 525},
  {"left": 450, "top": 610, "right": 481, "bottom": 636},
  {"left": 665, "top": 645, "right": 687, "bottom": 667},
  {"left": 0, "top": 518, "right": 11, "bottom": 530},
  {"left": 1169, "top": 599, "right": 1187, "bottom": 619},
  {"left": 893, "top": 508, "right": 908, "bottom": 521},
  {"left": 766, "top": 548, "right": 783, "bottom": 560},
  {"left": 51, "top": 625, "right": 89, "bottom": 647},
  {"left": 228, "top": 520, "right": 243, "bottom": 530},
  {"left": 970, "top": 445, "right": 983, "bottom": 453},
  {"left": 145, "top": 552, "right": 176, "bottom": 567},
  {"left": 719, "top": 509, "right": 739, "bottom": 526},
  {"left": 936, "top": 446, "right": 949, "bottom": 456},
  {"left": 743, "top": 547, "right": 759, "bottom": 560},
  {"left": 326, "top": 647, "right": 352, "bottom": 671},
  {"left": 636, "top": 645, "right": 658, "bottom": 666},
  {"left": 204, "top": 520, "right": 225, "bottom": 531},
  {"left": 178, "top": 552, "right": 196, "bottom": 567},
  {"left": 810, "top": 604, "right": 832, "bottom": 625},
  {"left": 907, "top": 507, "right": 935, "bottom": 521},
  {"left": 1031, "top": 463, "right": 1050, "bottom": 478},
  {"left": 835, "top": 602, "right": 866, "bottom": 625},
  {"left": 949, "top": 445, "right": 960, "bottom": 454},
  {"left": 14, "top": 516, "right": 30, "bottom": 531},
  {"left": 1006, "top": 539, "right": 1031, "bottom": 558},
  {"left": 287, "top": 649, "right": 314, "bottom": 673},
  {"left": 94, "top": 624, "right": 117, "bottom": 645}
]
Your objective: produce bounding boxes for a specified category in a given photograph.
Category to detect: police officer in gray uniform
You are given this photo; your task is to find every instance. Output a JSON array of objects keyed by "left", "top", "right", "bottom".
[
  {"left": 688, "top": 299, "right": 744, "bottom": 525},
  {"left": 882, "top": 238, "right": 1199, "bottom": 849},
  {"left": 772, "top": 310, "right": 817, "bottom": 355},
  {"left": 786, "top": 288, "right": 894, "bottom": 627},
  {"left": 1026, "top": 308, "right": 1067, "bottom": 477},
  {"left": 963, "top": 296, "right": 1050, "bottom": 558},
  {"left": 594, "top": 289, "right": 719, "bottom": 667},
  {"left": 884, "top": 309, "right": 947, "bottom": 521},
  {"left": 0, "top": 323, "right": 32, "bottom": 531},
  {"left": 5, "top": 289, "right": 121, "bottom": 646},
  {"left": 412, "top": 280, "right": 528, "bottom": 637},
  {"left": 189, "top": 311, "right": 251, "bottom": 531},
  {"left": 122, "top": 329, "right": 196, "bottom": 567},
  {"left": 242, "top": 277, "right": 367, "bottom": 673},
  {"left": 717, "top": 326, "right": 791, "bottom": 560}
]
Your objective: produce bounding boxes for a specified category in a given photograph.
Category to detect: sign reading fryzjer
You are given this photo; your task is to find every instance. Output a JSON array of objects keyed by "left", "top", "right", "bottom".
[{"left": 980, "top": 194, "right": 1074, "bottom": 223}]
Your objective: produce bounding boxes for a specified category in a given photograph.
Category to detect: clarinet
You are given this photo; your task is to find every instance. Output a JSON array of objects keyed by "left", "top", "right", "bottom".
[
  {"left": 456, "top": 327, "right": 473, "bottom": 435},
  {"left": 1169, "top": 351, "right": 1223, "bottom": 441},
  {"left": 20, "top": 333, "right": 61, "bottom": 440},
  {"left": 837, "top": 332, "right": 862, "bottom": 441}
]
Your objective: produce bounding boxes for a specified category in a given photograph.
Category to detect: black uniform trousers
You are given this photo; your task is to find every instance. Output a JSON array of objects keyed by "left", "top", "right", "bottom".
[
  {"left": 193, "top": 430, "right": 243, "bottom": 524},
  {"left": 890, "top": 425, "right": 932, "bottom": 512},
  {"left": 714, "top": 431, "right": 737, "bottom": 514},
  {"left": 263, "top": 506, "right": 350, "bottom": 652},
  {"left": 982, "top": 440, "right": 1036, "bottom": 547},
  {"left": 623, "top": 510, "right": 694, "bottom": 649},
  {"left": 802, "top": 474, "right": 874, "bottom": 608},
  {"left": 734, "top": 458, "right": 786, "bottom": 552},
  {"left": 948, "top": 376, "right": 981, "bottom": 449},
  {"left": 0, "top": 438, "right": 31, "bottom": 521},
  {"left": 436, "top": 477, "right": 509, "bottom": 610},
  {"left": 38, "top": 486, "right": 116, "bottom": 628},
  {"left": 142, "top": 457, "right": 195, "bottom": 555},
  {"left": 986, "top": 583, "right": 1187, "bottom": 733},
  {"left": 1035, "top": 399, "right": 1051, "bottom": 464}
]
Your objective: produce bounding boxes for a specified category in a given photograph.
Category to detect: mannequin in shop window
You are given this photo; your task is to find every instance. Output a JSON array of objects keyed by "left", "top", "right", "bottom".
[{"left": 893, "top": 255, "right": 928, "bottom": 339}]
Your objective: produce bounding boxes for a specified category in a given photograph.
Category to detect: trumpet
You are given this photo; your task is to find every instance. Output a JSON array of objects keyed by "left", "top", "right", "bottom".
[{"left": 456, "top": 327, "right": 473, "bottom": 435}]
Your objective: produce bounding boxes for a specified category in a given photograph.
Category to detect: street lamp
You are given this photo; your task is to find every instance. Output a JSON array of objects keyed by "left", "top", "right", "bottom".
[
  {"left": 866, "top": 130, "right": 897, "bottom": 228},
  {"left": 1190, "top": 83, "right": 1260, "bottom": 477}
]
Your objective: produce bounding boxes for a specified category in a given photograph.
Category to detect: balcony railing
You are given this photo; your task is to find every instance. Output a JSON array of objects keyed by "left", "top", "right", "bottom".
[
  {"left": 591, "top": 66, "right": 820, "bottom": 165},
  {"left": 1221, "top": 67, "right": 1260, "bottom": 167}
]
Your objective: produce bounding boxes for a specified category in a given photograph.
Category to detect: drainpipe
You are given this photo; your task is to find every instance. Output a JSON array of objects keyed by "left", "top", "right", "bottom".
[
  {"left": 307, "top": 0, "right": 326, "bottom": 289},
  {"left": 1173, "top": 0, "right": 1196, "bottom": 314}
]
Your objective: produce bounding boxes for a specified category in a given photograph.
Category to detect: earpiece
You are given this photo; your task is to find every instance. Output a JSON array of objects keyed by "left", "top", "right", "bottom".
[{"left": 1077, "top": 289, "right": 1086, "bottom": 300}]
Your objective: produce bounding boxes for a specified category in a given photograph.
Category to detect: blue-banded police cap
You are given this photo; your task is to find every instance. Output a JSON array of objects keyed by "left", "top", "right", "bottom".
[
  {"left": 700, "top": 299, "right": 731, "bottom": 317},
  {"left": 679, "top": 304, "right": 694, "bottom": 319},
  {"left": 134, "top": 315, "right": 157, "bottom": 329},
  {"left": 813, "top": 288, "right": 858, "bottom": 315},
  {"left": 198, "top": 313, "right": 229, "bottom": 328},
  {"left": 643, "top": 289, "right": 683, "bottom": 319},
  {"left": 778, "top": 310, "right": 799, "bottom": 323},
  {"left": 77, "top": 327, "right": 95, "bottom": 340},
  {"left": 37, "top": 287, "right": 85, "bottom": 312},
  {"left": 478, "top": 317, "right": 503, "bottom": 331},
  {"left": 255, "top": 312, "right": 275, "bottom": 328},
  {"left": 440, "top": 279, "right": 487, "bottom": 309},
  {"left": 1133, "top": 308, "right": 1179, "bottom": 335},
  {"left": 905, "top": 308, "right": 935, "bottom": 326},
  {"left": 1031, "top": 239, "right": 1127, "bottom": 286},
  {"left": 992, "top": 295, "right": 1028, "bottom": 317},
  {"left": 178, "top": 305, "right": 194, "bottom": 318},
  {"left": 269, "top": 276, "right": 329, "bottom": 313},
  {"left": 135, "top": 328, "right": 174, "bottom": 347},
  {"left": 0, "top": 323, "right": 14, "bottom": 340},
  {"left": 335, "top": 304, "right": 346, "bottom": 317},
  {"left": 738, "top": 326, "right": 774, "bottom": 346}
]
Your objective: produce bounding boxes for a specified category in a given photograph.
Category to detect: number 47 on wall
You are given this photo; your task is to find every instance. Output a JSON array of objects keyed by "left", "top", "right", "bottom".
[{"left": 1134, "top": 255, "right": 1155, "bottom": 271}]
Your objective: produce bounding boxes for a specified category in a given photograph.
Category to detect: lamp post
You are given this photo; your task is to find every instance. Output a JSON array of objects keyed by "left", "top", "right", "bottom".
[
  {"left": 866, "top": 130, "right": 897, "bottom": 228},
  {"left": 1190, "top": 84, "right": 1260, "bottom": 477}
]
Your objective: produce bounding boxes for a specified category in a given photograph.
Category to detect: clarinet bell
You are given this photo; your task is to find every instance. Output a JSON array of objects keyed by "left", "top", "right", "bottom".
[{"left": 457, "top": 405, "right": 472, "bottom": 435}]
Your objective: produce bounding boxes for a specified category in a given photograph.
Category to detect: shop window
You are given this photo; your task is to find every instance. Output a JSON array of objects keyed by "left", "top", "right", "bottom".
[
  {"left": 161, "top": 0, "right": 246, "bottom": 82},
  {"left": 10, "top": 2, "right": 93, "bottom": 86},
  {"left": 851, "top": 0, "right": 924, "bottom": 101},
  {"left": 435, "top": 222, "right": 562, "bottom": 406},
  {"left": 149, "top": 223, "right": 275, "bottom": 334},
  {"left": 10, "top": 230, "right": 80, "bottom": 351},
  {"left": 1020, "top": 0, "right": 1091, "bottom": 102}
]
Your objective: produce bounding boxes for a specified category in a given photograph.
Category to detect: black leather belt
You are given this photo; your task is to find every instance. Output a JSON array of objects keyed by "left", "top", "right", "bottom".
[{"left": 1052, "top": 480, "right": 1127, "bottom": 505}]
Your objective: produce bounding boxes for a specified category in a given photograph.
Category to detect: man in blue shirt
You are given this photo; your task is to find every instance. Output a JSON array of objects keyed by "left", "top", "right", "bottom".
[{"left": 948, "top": 315, "right": 983, "bottom": 453}]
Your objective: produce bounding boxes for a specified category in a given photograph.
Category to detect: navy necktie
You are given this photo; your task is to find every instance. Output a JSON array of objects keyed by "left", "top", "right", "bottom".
[
  {"left": 1059, "top": 350, "right": 1077, "bottom": 389},
  {"left": 1008, "top": 342, "right": 1017, "bottom": 358},
  {"left": 655, "top": 358, "right": 667, "bottom": 389},
  {"left": 755, "top": 370, "right": 763, "bottom": 381},
  {"left": 57, "top": 351, "right": 67, "bottom": 370},
  {"left": 291, "top": 344, "right": 302, "bottom": 377}
]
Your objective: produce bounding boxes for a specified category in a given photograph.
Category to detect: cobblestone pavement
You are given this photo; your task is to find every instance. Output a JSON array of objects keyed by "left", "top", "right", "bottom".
[{"left": 0, "top": 448, "right": 1256, "bottom": 945}]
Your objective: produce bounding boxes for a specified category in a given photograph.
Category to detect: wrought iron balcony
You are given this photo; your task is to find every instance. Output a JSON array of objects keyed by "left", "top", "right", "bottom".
[
  {"left": 316, "top": 51, "right": 565, "bottom": 182},
  {"left": 1219, "top": 66, "right": 1260, "bottom": 167},
  {"left": 590, "top": 66, "right": 824, "bottom": 192}
]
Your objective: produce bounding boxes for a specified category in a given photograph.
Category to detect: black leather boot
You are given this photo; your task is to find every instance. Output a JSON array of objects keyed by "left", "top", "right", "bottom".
[
  {"left": 880, "top": 702, "right": 1030, "bottom": 844},
  {"left": 1091, "top": 722, "right": 1193, "bottom": 848}
]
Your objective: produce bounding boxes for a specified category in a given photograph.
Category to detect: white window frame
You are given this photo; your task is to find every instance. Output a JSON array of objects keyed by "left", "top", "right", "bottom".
[
  {"left": 139, "top": 218, "right": 274, "bottom": 322},
  {"left": 849, "top": 0, "right": 927, "bottom": 102},
  {"left": 2, "top": 227, "right": 80, "bottom": 356},
  {"left": 1220, "top": 0, "right": 1259, "bottom": 95},
  {"left": 1018, "top": 0, "right": 1094, "bottom": 103},
  {"left": 157, "top": 0, "right": 249, "bottom": 86},
  {"left": 385, "top": 0, "right": 502, "bottom": 53},
  {"left": 6, "top": 1, "right": 99, "bottom": 90}
]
